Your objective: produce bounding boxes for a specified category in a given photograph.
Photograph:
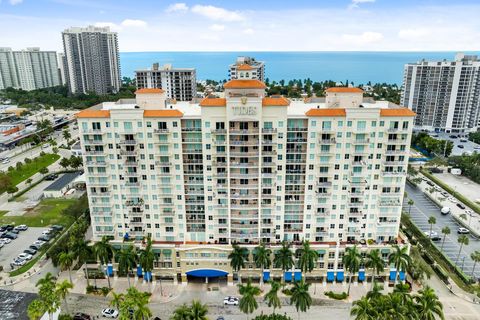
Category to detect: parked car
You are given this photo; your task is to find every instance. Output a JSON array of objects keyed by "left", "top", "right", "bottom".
[
  {"left": 223, "top": 296, "right": 239, "bottom": 306},
  {"left": 30, "top": 244, "right": 42, "bottom": 251},
  {"left": 3, "top": 232, "right": 18, "bottom": 239},
  {"left": 458, "top": 145, "right": 464, "bottom": 149},
  {"left": 429, "top": 168, "right": 444, "bottom": 174},
  {"left": 449, "top": 135, "right": 458, "bottom": 139},
  {"left": 424, "top": 231, "right": 439, "bottom": 239},
  {"left": 1, "top": 225, "right": 14, "bottom": 231},
  {"left": 457, "top": 203, "right": 466, "bottom": 210},
  {"left": 1, "top": 159, "right": 10, "bottom": 164},
  {"left": 10, "top": 229, "right": 19, "bottom": 234},
  {"left": 460, "top": 139, "right": 468, "bottom": 142},
  {"left": 18, "top": 253, "right": 32, "bottom": 261},
  {"left": 11, "top": 258, "right": 25, "bottom": 267},
  {"left": 41, "top": 230, "right": 52, "bottom": 236},
  {"left": 38, "top": 235, "right": 51, "bottom": 242},
  {"left": 426, "top": 181, "right": 434, "bottom": 187},
  {"left": 24, "top": 248, "right": 37, "bottom": 255},
  {"left": 441, "top": 207, "right": 451, "bottom": 215},
  {"left": 14, "top": 224, "right": 28, "bottom": 231},
  {"left": 73, "top": 313, "right": 92, "bottom": 320},
  {"left": 102, "top": 308, "right": 119, "bottom": 318},
  {"left": 458, "top": 227, "right": 470, "bottom": 234},
  {"left": 51, "top": 225, "right": 64, "bottom": 231},
  {"left": 44, "top": 174, "right": 58, "bottom": 181},
  {"left": 0, "top": 238, "right": 12, "bottom": 244}
]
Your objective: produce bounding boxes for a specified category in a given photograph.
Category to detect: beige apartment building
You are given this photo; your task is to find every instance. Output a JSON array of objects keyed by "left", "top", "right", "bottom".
[{"left": 77, "top": 72, "right": 413, "bottom": 284}]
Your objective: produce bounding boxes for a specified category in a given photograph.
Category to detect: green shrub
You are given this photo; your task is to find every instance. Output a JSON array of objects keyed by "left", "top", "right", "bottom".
[
  {"left": 86, "top": 285, "right": 95, "bottom": 294},
  {"left": 324, "top": 291, "right": 348, "bottom": 300},
  {"left": 253, "top": 315, "right": 293, "bottom": 320},
  {"left": 281, "top": 288, "right": 292, "bottom": 296},
  {"left": 58, "top": 315, "right": 73, "bottom": 320},
  {"left": 100, "top": 287, "right": 111, "bottom": 296}
]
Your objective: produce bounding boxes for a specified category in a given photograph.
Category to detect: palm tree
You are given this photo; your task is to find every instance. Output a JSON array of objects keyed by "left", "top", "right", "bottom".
[
  {"left": 138, "top": 236, "right": 155, "bottom": 284},
  {"left": 36, "top": 272, "right": 56, "bottom": 287},
  {"left": 440, "top": 226, "right": 450, "bottom": 250},
  {"left": 110, "top": 292, "right": 124, "bottom": 309},
  {"left": 365, "top": 282, "right": 383, "bottom": 300},
  {"left": 238, "top": 278, "right": 261, "bottom": 319},
  {"left": 471, "top": 251, "right": 480, "bottom": 277},
  {"left": 133, "top": 299, "right": 152, "bottom": 320},
  {"left": 274, "top": 241, "right": 294, "bottom": 283},
  {"left": 27, "top": 299, "right": 46, "bottom": 320},
  {"left": 72, "top": 239, "right": 92, "bottom": 287},
  {"left": 253, "top": 243, "right": 272, "bottom": 286},
  {"left": 365, "top": 249, "right": 384, "bottom": 289},
  {"left": 388, "top": 245, "right": 411, "bottom": 285},
  {"left": 407, "top": 199, "right": 414, "bottom": 216},
  {"left": 35, "top": 273, "right": 60, "bottom": 320},
  {"left": 290, "top": 279, "right": 312, "bottom": 320},
  {"left": 427, "top": 216, "right": 436, "bottom": 238},
  {"left": 189, "top": 300, "right": 209, "bottom": 320},
  {"left": 171, "top": 304, "right": 191, "bottom": 320},
  {"left": 117, "top": 245, "right": 137, "bottom": 287},
  {"left": 414, "top": 286, "right": 445, "bottom": 320},
  {"left": 456, "top": 235, "right": 469, "bottom": 265},
  {"left": 264, "top": 280, "right": 282, "bottom": 314},
  {"left": 229, "top": 244, "right": 248, "bottom": 283},
  {"left": 342, "top": 245, "right": 362, "bottom": 295},
  {"left": 55, "top": 280, "right": 73, "bottom": 314},
  {"left": 297, "top": 240, "right": 319, "bottom": 275},
  {"left": 350, "top": 296, "right": 377, "bottom": 320},
  {"left": 58, "top": 251, "right": 75, "bottom": 283},
  {"left": 93, "top": 235, "right": 114, "bottom": 289}
]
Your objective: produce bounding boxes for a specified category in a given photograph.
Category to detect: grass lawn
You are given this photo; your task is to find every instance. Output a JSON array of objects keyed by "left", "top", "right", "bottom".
[
  {"left": 0, "top": 198, "right": 76, "bottom": 227},
  {"left": 7, "top": 153, "right": 60, "bottom": 186}
]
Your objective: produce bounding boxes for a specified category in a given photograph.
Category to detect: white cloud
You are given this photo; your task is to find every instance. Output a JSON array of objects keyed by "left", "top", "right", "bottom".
[
  {"left": 209, "top": 24, "right": 225, "bottom": 32},
  {"left": 165, "top": 3, "right": 188, "bottom": 13},
  {"left": 349, "top": 0, "right": 375, "bottom": 9},
  {"left": 191, "top": 5, "right": 244, "bottom": 22},
  {"left": 94, "top": 21, "right": 121, "bottom": 32},
  {"left": 199, "top": 34, "right": 221, "bottom": 42},
  {"left": 398, "top": 28, "right": 431, "bottom": 40},
  {"left": 9, "top": 0, "right": 23, "bottom": 5},
  {"left": 121, "top": 19, "right": 147, "bottom": 28},
  {"left": 243, "top": 28, "right": 254, "bottom": 35},
  {"left": 342, "top": 31, "right": 383, "bottom": 44}
]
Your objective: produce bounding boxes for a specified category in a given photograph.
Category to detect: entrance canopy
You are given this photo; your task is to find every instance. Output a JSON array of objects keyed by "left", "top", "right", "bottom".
[{"left": 186, "top": 269, "right": 228, "bottom": 278}]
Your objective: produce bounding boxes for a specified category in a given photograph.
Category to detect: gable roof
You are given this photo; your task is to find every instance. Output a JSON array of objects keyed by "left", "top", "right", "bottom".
[
  {"left": 380, "top": 108, "right": 416, "bottom": 117},
  {"left": 143, "top": 109, "right": 183, "bottom": 118},
  {"left": 76, "top": 109, "right": 110, "bottom": 118},
  {"left": 325, "top": 87, "right": 364, "bottom": 93},
  {"left": 223, "top": 79, "right": 267, "bottom": 89},
  {"left": 135, "top": 88, "right": 165, "bottom": 94},
  {"left": 262, "top": 96, "right": 290, "bottom": 106},
  {"left": 199, "top": 98, "right": 227, "bottom": 107},
  {"left": 305, "top": 108, "right": 346, "bottom": 117}
]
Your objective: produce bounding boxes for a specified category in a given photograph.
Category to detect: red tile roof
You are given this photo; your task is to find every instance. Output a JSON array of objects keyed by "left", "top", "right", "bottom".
[
  {"left": 199, "top": 98, "right": 227, "bottom": 107},
  {"left": 305, "top": 108, "right": 346, "bottom": 117},
  {"left": 262, "top": 96, "right": 290, "bottom": 106},
  {"left": 223, "top": 79, "right": 266, "bottom": 89},
  {"left": 237, "top": 64, "right": 254, "bottom": 71},
  {"left": 135, "top": 88, "right": 165, "bottom": 94},
  {"left": 76, "top": 110, "right": 111, "bottom": 118},
  {"left": 325, "top": 87, "right": 364, "bottom": 93},
  {"left": 380, "top": 109, "right": 416, "bottom": 117},
  {"left": 143, "top": 109, "right": 183, "bottom": 117}
]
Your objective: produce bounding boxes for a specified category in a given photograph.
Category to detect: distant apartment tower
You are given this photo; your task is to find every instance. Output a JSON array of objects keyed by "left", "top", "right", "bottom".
[
  {"left": 0, "top": 47, "right": 60, "bottom": 91},
  {"left": 229, "top": 56, "right": 265, "bottom": 82},
  {"left": 135, "top": 63, "right": 196, "bottom": 101},
  {"left": 62, "top": 26, "right": 121, "bottom": 95},
  {"left": 401, "top": 53, "right": 480, "bottom": 133},
  {"left": 57, "top": 53, "right": 67, "bottom": 85}
]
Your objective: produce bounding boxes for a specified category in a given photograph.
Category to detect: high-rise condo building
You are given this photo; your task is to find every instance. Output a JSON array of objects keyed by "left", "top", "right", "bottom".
[
  {"left": 62, "top": 26, "right": 121, "bottom": 95},
  {"left": 77, "top": 72, "right": 413, "bottom": 284},
  {"left": 57, "top": 53, "right": 67, "bottom": 86},
  {"left": 229, "top": 56, "right": 265, "bottom": 82},
  {"left": 401, "top": 53, "right": 480, "bottom": 133},
  {"left": 135, "top": 63, "right": 196, "bottom": 101},
  {"left": 0, "top": 47, "right": 60, "bottom": 91}
]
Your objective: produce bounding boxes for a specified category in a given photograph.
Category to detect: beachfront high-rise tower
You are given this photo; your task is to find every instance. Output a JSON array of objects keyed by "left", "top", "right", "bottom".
[{"left": 229, "top": 56, "right": 265, "bottom": 82}]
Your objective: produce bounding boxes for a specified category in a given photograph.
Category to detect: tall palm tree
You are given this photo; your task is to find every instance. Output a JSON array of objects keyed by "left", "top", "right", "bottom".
[
  {"left": 297, "top": 240, "right": 319, "bottom": 275},
  {"left": 72, "top": 239, "right": 92, "bottom": 287},
  {"left": 456, "top": 235, "right": 469, "bottom": 265},
  {"left": 253, "top": 243, "right": 272, "bottom": 286},
  {"left": 342, "top": 245, "right": 362, "bottom": 295},
  {"left": 350, "top": 296, "right": 377, "bottom": 320},
  {"left": 110, "top": 292, "right": 124, "bottom": 309},
  {"left": 35, "top": 273, "right": 60, "bottom": 320},
  {"left": 427, "top": 216, "right": 436, "bottom": 238},
  {"left": 55, "top": 280, "right": 73, "bottom": 314},
  {"left": 238, "top": 278, "right": 261, "bottom": 319},
  {"left": 290, "top": 279, "right": 312, "bottom": 320},
  {"left": 133, "top": 299, "right": 152, "bottom": 320},
  {"left": 93, "top": 235, "right": 114, "bottom": 288},
  {"left": 189, "top": 300, "right": 209, "bottom": 320},
  {"left": 365, "top": 249, "right": 384, "bottom": 289},
  {"left": 414, "top": 286, "right": 445, "bottom": 320},
  {"left": 58, "top": 251, "right": 75, "bottom": 283},
  {"left": 388, "top": 245, "right": 411, "bottom": 285},
  {"left": 365, "top": 282, "right": 383, "bottom": 300},
  {"left": 36, "top": 272, "right": 56, "bottom": 287},
  {"left": 471, "top": 251, "right": 480, "bottom": 277},
  {"left": 274, "top": 241, "right": 294, "bottom": 283},
  {"left": 407, "top": 199, "right": 414, "bottom": 216},
  {"left": 117, "top": 245, "right": 137, "bottom": 288},
  {"left": 264, "top": 280, "right": 282, "bottom": 314},
  {"left": 440, "top": 226, "right": 450, "bottom": 250},
  {"left": 171, "top": 304, "right": 191, "bottom": 320},
  {"left": 229, "top": 244, "right": 248, "bottom": 283},
  {"left": 138, "top": 236, "right": 155, "bottom": 284},
  {"left": 27, "top": 300, "right": 46, "bottom": 320}
]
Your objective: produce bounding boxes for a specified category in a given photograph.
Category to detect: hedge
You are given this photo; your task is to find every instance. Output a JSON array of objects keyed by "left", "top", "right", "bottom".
[{"left": 324, "top": 291, "right": 348, "bottom": 300}]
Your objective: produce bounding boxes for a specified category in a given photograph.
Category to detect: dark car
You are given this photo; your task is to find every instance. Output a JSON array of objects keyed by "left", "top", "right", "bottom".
[
  {"left": 431, "top": 236, "right": 442, "bottom": 242},
  {"left": 2, "top": 232, "right": 18, "bottom": 239},
  {"left": 24, "top": 248, "right": 37, "bottom": 255},
  {"left": 2, "top": 225, "right": 14, "bottom": 231},
  {"left": 450, "top": 135, "right": 458, "bottom": 139},
  {"left": 429, "top": 168, "right": 444, "bottom": 174},
  {"left": 457, "top": 203, "right": 466, "bottom": 210},
  {"left": 30, "top": 244, "right": 42, "bottom": 251},
  {"left": 50, "top": 225, "right": 64, "bottom": 231},
  {"left": 73, "top": 313, "right": 92, "bottom": 320},
  {"left": 44, "top": 174, "right": 58, "bottom": 181},
  {"left": 426, "top": 181, "right": 434, "bottom": 187},
  {"left": 458, "top": 145, "right": 464, "bottom": 149},
  {"left": 10, "top": 229, "right": 19, "bottom": 234},
  {"left": 38, "top": 235, "right": 51, "bottom": 242}
]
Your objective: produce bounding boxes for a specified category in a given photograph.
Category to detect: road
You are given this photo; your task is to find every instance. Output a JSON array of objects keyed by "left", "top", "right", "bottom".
[{"left": 405, "top": 183, "right": 480, "bottom": 279}]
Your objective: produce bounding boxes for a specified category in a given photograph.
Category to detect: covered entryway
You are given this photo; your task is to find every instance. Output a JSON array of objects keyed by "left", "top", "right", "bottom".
[{"left": 186, "top": 269, "right": 228, "bottom": 284}]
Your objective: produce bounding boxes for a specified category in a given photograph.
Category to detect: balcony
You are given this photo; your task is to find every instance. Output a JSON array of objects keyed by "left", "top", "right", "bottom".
[
  {"left": 124, "top": 171, "right": 138, "bottom": 177},
  {"left": 378, "top": 198, "right": 401, "bottom": 207},
  {"left": 316, "top": 192, "right": 332, "bottom": 198},
  {"left": 84, "top": 150, "right": 104, "bottom": 155},
  {"left": 230, "top": 151, "right": 258, "bottom": 157},
  {"left": 229, "top": 129, "right": 259, "bottom": 134},
  {"left": 382, "top": 171, "right": 406, "bottom": 177},
  {"left": 86, "top": 161, "right": 107, "bottom": 166},
  {"left": 154, "top": 128, "right": 170, "bottom": 133},
  {"left": 84, "top": 140, "right": 105, "bottom": 145},
  {"left": 286, "top": 127, "right": 308, "bottom": 132},
  {"left": 125, "top": 181, "right": 140, "bottom": 187},
  {"left": 353, "top": 138, "right": 370, "bottom": 144},
  {"left": 120, "top": 150, "right": 137, "bottom": 156},
  {"left": 211, "top": 129, "right": 227, "bottom": 134},
  {"left": 352, "top": 161, "right": 367, "bottom": 166},
  {"left": 262, "top": 128, "right": 277, "bottom": 134},
  {"left": 181, "top": 127, "right": 202, "bottom": 132},
  {"left": 319, "top": 138, "right": 336, "bottom": 144},
  {"left": 119, "top": 140, "right": 137, "bottom": 145},
  {"left": 155, "top": 161, "right": 172, "bottom": 166},
  {"left": 387, "top": 139, "right": 408, "bottom": 144},
  {"left": 184, "top": 159, "right": 202, "bottom": 164},
  {"left": 382, "top": 161, "right": 405, "bottom": 166},
  {"left": 287, "top": 138, "right": 307, "bottom": 143},
  {"left": 385, "top": 149, "right": 405, "bottom": 155},
  {"left": 182, "top": 138, "right": 202, "bottom": 143},
  {"left": 230, "top": 140, "right": 259, "bottom": 146},
  {"left": 262, "top": 150, "right": 277, "bottom": 156},
  {"left": 316, "top": 181, "right": 332, "bottom": 187}
]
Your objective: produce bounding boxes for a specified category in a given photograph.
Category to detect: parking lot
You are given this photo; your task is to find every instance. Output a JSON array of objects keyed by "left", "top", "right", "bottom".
[
  {"left": 427, "top": 132, "right": 480, "bottom": 156},
  {"left": 0, "top": 227, "right": 45, "bottom": 271}
]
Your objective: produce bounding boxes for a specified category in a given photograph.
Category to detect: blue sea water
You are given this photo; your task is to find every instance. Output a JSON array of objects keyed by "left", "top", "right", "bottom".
[{"left": 120, "top": 51, "right": 479, "bottom": 85}]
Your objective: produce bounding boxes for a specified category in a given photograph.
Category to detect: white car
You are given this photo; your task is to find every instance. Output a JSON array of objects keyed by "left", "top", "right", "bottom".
[
  {"left": 11, "top": 258, "right": 26, "bottom": 266},
  {"left": 18, "top": 253, "right": 32, "bottom": 261},
  {"left": 41, "top": 230, "right": 51, "bottom": 236},
  {"left": 102, "top": 308, "right": 119, "bottom": 318},
  {"left": 465, "top": 210, "right": 475, "bottom": 217},
  {"left": 1, "top": 159, "right": 9, "bottom": 164},
  {"left": 448, "top": 197, "right": 457, "bottom": 203},
  {"left": 0, "top": 238, "right": 12, "bottom": 244},
  {"left": 223, "top": 296, "right": 239, "bottom": 306},
  {"left": 458, "top": 227, "right": 470, "bottom": 234},
  {"left": 33, "top": 240, "right": 45, "bottom": 247}
]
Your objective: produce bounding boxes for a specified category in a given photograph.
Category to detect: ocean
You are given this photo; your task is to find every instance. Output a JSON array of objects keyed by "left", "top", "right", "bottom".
[{"left": 119, "top": 51, "right": 479, "bottom": 85}]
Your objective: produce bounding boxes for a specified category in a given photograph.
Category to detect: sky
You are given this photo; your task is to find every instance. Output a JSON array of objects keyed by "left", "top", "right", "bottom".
[{"left": 1, "top": 0, "right": 480, "bottom": 52}]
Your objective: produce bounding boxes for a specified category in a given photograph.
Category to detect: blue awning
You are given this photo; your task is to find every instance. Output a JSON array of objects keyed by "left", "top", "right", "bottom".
[
  {"left": 137, "top": 265, "right": 143, "bottom": 277},
  {"left": 389, "top": 269, "right": 397, "bottom": 281},
  {"left": 284, "top": 271, "right": 292, "bottom": 282},
  {"left": 327, "top": 271, "right": 334, "bottom": 282},
  {"left": 186, "top": 269, "right": 228, "bottom": 278},
  {"left": 144, "top": 271, "right": 152, "bottom": 282},
  {"left": 358, "top": 270, "right": 365, "bottom": 282},
  {"left": 263, "top": 270, "right": 270, "bottom": 282},
  {"left": 336, "top": 271, "right": 344, "bottom": 282},
  {"left": 106, "top": 263, "right": 113, "bottom": 277},
  {"left": 399, "top": 271, "right": 405, "bottom": 281},
  {"left": 294, "top": 271, "right": 302, "bottom": 282}
]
